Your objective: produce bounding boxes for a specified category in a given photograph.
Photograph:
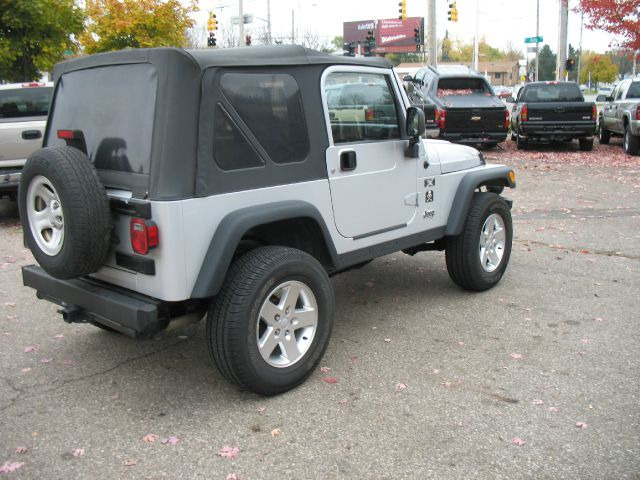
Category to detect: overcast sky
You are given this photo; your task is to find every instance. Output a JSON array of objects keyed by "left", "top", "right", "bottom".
[{"left": 193, "top": 0, "right": 621, "bottom": 55}]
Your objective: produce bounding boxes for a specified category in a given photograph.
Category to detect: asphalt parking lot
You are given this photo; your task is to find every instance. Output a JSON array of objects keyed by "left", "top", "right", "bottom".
[{"left": 1, "top": 139, "right": 639, "bottom": 479}]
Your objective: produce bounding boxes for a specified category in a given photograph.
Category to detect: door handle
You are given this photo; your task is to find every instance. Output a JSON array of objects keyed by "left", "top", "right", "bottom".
[
  {"left": 340, "top": 151, "right": 357, "bottom": 171},
  {"left": 22, "top": 130, "right": 42, "bottom": 140}
]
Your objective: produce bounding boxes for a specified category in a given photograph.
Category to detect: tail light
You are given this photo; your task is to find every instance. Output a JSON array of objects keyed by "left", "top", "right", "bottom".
[
  {"left": 365, "top": 107, "right": 375, "bottom": 121},
  {"left": 435, "top": 109, "right": 446, "bottom": 129},
  {"left": 130, "top": 218, "right": 159, "bottom": 255},
  {"left": 636, "top": 106, "right": 640, "bottom": 121},
  {"left": 504, "top": 109, "right": 510, "bottom": 128},
  {"left": 592, "top": 104, "right": 597, "bottom": 120},
  {"left": 521, "top": 104, "right": 528, "bottom": 122}
]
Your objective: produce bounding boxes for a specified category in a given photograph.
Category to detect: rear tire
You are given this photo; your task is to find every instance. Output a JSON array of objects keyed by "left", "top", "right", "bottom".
[
  {"left": 623, "top": 125, "right": 639, "bottom": 155},
  {"left": 19, "top": 146, "right": 111, "bottom": 279},
  {"left": 206, "top": 246, "right": 334, "bottom": 395},
  {"left": 445, "top": 193, "right": 513, "bottom": 292},
  {"left": 598, "top": 119, "right": 610, "bottom": 144},
  {"left": 579, "top": 138, "right": 594, "bottom": 151}
]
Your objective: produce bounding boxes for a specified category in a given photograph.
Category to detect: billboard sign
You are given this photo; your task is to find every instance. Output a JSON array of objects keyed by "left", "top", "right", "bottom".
[{"left": 343, "top": 17, "right": 425, "bottom": 54}]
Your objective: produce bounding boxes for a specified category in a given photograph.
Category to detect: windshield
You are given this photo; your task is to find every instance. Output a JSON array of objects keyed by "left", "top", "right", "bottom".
[
  {"left": 0, "top": 87, "right": 52, "bottom": 119},
  {"left": 436, "top": 77, "right": 492, "bottom": 97},
  {"left": 522, "top": 83, "right": 583, "bottom": 102}
]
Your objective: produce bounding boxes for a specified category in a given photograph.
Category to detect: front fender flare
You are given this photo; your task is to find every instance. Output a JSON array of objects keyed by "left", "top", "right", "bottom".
[{"left": 445, "top": 166, "right": 516, "bottom": 236}]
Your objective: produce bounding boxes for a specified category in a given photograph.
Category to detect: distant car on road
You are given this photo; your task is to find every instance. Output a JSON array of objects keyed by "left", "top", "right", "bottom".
[
  {"left": 492, "top": 85, "right": 513, "bottom": 100},
  {"left": 597, "top": 78, "right": 640, "bottom": 155},
  {"left": 0, "top": 82, "right": 53, "bottom": 199}
]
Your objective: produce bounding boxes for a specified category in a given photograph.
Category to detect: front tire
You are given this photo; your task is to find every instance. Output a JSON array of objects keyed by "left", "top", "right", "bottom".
[
  {"left": 207, "top": 246, "right": 334, "bottom": 395},
  {"left": 623, "top": 125, "right": 639, "bottom": 155},
  {"left": 445, "top": 193, "right": 513, "bottom": 291}
]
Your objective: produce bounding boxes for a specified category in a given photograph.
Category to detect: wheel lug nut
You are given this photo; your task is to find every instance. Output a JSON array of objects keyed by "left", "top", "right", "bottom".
[
  {"left": 285, "top": 307, "right": 290, "bottom": 315},
  {"left": 275, "top": 314, "right": 280, "bottom": 321},
  {"left": 275, "top": 329, "right": 280, "bottom": 335}
]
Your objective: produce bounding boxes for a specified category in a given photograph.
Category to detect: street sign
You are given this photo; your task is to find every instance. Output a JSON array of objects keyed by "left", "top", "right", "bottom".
[
  {"left": 524, "top": 36, "right": 543, "bottom": 44},
  {"left": 231, "top": 14, "right": 253, "bottom": 25}
]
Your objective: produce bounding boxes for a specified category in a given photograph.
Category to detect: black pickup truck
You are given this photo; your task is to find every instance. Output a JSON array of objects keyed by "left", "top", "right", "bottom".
[
  {"left": 511, "top": 81, "right": 596, "bottom": 150},
  {"left": 407, "top": 65, "right": 509, "bottom": 147}
]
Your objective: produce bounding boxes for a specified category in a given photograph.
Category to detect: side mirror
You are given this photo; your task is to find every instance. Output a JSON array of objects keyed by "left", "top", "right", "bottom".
[
  {"left": 596, "top": 94, "right": 607, "bottom": 102},
  {"left": 405, "top": 106, "right": 425, "bottom": 158},
  {"left": 403, "top": 75, "right": 414, "bottom": 82}
]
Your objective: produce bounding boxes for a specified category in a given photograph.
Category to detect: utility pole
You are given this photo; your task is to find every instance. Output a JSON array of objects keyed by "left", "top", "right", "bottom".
[
  {"left": 577, "top": 12, "right": 584, "bottom": 84},
  {"left": 535, "top": 0, "right": 540, "bottom": 81},
  {"left": 267, "top": 0, "right": 272, "bottom": 45},
  {"left": 238, "top": 0, "right": 245, "bottom": 47},
  {"left": 291, "top": 9, "right": 295, "bottom": 44},
  {"left": 472, "top": 0, "right": 479, "bottom": 71},
  {"left": 633, "top": 50, "right": 639, "bottom": 77},
  {"left": 427, "top": 0, "right": 436, "bottom": 66},
  {"left": 556, "top": 0, "right": 568, "bottom": 80}
]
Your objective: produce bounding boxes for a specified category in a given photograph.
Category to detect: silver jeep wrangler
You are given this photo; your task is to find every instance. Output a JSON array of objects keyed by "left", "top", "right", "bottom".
[{"left": 20, "top": 46, "right": 515, "bottom": 395}]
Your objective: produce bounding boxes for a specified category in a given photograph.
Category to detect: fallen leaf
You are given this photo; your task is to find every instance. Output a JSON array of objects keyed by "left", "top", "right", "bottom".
[
  {"left": 270, "top": 428, "right": 282, "bottom": 437},
  {"left": 384, "top": 338, "right": 391, "bottom": 343},
  {"left": 257, "top": 406, "right": 266, "bottom": 414},
  {"left": 338, "top": 399, "right": 348, "bottom": 405},
  {"left": 575, "top": 422, "right": 588, "bottom": 429},
  {"left": 531, "top": 399, "right": 544, "bottom": 405},
  {"left": 23, "top": 346, "right": 38, "bottom": 353},
  {"left": 458, "top": 341, "right": 465, "bottom": 346},
  {"left": 40, "top": 358, "right": 53, "bottom": 364},
  {"left": 511, "top": 437, "right": 526, "bottom": 446},
  {"left": 395, "top": 382, "right": 408, "bottom": 391},
  {"left": 547, "top": 406, "right": 559, "bottom": 412},
  {"left": 217, "top": 446, "right": 240, "bottom": 459},
  {"left": 21, "top": 368, "right": 31, "bottom": 373},
  {"left": 322, "top": 377, "right": 338, "bottom": 384},
  {"left": 365, "top": 281, "right": 375, "bottom": 288},
  {"left": 63, "top": 359, "right": 74, "bottom": 365},
  {"left": 432, "top": 369, "right": 440, "bottom": 374},
  {"left": 510, "top": 353, "right": 523, "bottom": 359},
  {"left": 72, "top": 448, "right": 85, "bottom": 457},
  {"left": 15, "top": 447, "right": 27, "bottom": 454},
  {"left": 124, "top": 459, "right": 137, "bottom": 467},
  {"left": 581, "top": 338, "right": 589, "bottom": 344},
  {"left": 319, "top": 366, "right": 331, "bottom": 373},
  {"left": 142, "top": 433, "right": 157, "bottom": 443},
  {"left": 0, "top": 462, "right": 24, "bottom": 473},
  {"left": 442, "top": 381, "right": 452, "bottom": 388},
  {"left": 53, "top": 334, "right": 64, "bottom": 339},
  {"left": 226, "top": 474, "right": 240, "bottom": 480},
  {"left": 161, "top": 436, "right": 179, "bottom": 445},
  {"left": 178, "top": 335, "right": 188, "bottom": 340},
  {"left": 3, "top": 302, "right": 16, "bottom": 307}
]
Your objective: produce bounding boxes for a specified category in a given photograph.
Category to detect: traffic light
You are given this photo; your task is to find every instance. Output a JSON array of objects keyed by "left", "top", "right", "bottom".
[
  {"left": 364, "top": 30, "right": 375, "bottom": 56},
  {"left": 398, "top": 0, "right": 407, "bottom": 21},
  {"left": 207, "top": 13, "right": 218, "bottom": 31},
  {"left": 448, "top": 1, "right": 458, "bottom": 22},
  {"left": 565, "top": 58, "right": 575, "bottom": 71},
  {"left": 414, "top": 27, "right": 421, "bottom": 52},
  {"left": 245, "top": 34, "right": 252, "bottom": 46},
  {"left": 207, "top": 32, "right": 217, "bottom": 47}
]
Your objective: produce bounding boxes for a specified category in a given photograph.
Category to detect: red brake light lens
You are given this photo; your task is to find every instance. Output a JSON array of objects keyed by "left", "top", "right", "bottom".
[
  {"left": 130, "top": 218, "right": 159, "bottom": 255},
  {"left": 436, "top": 109, "right": 446, "bottom": 129},
  {"left": 521, "top": 104, "right": 528, "bottom": 122},
  {"left": 365, "top": 107, "right": 375, "bottom": 121},
  {"left": 636, "top": 106, "right": 640, "bottom": 121},
  {"left": 592, "top": 104, "right": 597, "bottom": 120},
  {"left": 57, "top": 129, "right": 75, "bottom": 139},
  {"left": 504, "top": 109, "right": 509, "bottom": 128}
]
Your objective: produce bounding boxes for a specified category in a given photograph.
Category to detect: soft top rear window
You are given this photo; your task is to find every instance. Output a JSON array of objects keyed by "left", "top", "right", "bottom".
[
  {"left": 0, "top": 87, "right": 52, "bottom": 119},
  {"left": 521, "top": 83, "right": 583, "bottom": 102},
  {"left": 46, "top": 63, "right": 157, "bottom": 175},
  {"left": 436, "top": 77, "right": 491, "bottom": 97}
]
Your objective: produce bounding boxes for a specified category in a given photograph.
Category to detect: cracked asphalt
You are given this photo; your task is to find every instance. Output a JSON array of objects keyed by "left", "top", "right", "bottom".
[{"left": 1, "top": 155, "right": 639, "bottom": 479}]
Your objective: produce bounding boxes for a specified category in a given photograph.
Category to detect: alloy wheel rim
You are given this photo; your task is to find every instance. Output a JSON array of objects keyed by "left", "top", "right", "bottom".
[
  {"left": 479, "top": 213, "right": 506, "bottom": 273},
  {"left": 26, "top": 175, "right": 65, "bottom": 256},
  {"left": 256, "top": 280, "right": 318, "bottom": 368}
]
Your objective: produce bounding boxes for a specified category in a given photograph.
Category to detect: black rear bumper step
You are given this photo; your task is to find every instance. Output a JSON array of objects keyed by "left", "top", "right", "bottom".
[{"left": 22, "top": 265, "right": 170, "bottom": 338}]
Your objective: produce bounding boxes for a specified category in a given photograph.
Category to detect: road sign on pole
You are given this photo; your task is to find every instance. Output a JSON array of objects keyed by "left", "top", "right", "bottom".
[{"left": 524, "top": 36, "right": 543, "bottom": 44}]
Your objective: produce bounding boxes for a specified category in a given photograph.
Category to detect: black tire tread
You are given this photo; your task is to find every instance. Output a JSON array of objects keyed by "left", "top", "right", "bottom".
[{"left": 624, "top": 126, "right": 640, "bottom": 155}]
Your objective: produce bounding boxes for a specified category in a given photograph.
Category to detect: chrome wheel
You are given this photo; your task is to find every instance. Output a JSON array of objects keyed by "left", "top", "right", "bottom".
[
  {"left": 479, "top": 213, "right": 506, "bottom": 273},
  {"left": 256, "top": 281, "right": 318, "bottom": 368},
  {"left": 26, "top": 175, "right": 64, "bottom": 256}
]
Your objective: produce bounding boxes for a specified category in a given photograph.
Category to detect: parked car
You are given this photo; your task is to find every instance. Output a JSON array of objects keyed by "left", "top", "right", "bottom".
[
  {"left": 510, "top": 81, "right": 596, "bottom": 150},
  {"left": 20, "top": 46, "right": 515, "bottom": 395},
  {"left": 402, "top": 81, "right": 439, "bottom": 138},
  {"left": 597, "top": 78, "right": 640, "bottom": 155},
  {"left": 406, "top": 65, "right": 509, "bottom": 147},
  {"left": 0, "top": 82, "right": 53, "bottom": 199},
  {"left": 493, "top": 85, "right": 513, "bottom": 100}
]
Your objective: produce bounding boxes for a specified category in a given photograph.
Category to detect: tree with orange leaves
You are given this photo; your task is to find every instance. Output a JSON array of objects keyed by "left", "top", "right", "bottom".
[{"left": 575, "top": 0, "right": 640, "bottom": 51}]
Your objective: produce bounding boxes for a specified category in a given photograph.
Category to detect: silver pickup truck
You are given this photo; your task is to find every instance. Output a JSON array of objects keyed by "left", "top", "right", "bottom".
[
  {"left": 0, "top": 82, "right": 53, "bottom": 198},
  {"left": 597, "top": 78, "right": 640, "bottom": 155}
]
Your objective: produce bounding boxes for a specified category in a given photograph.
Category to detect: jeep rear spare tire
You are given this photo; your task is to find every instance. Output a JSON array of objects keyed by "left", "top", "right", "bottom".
[
  {"left": 207, "top": 246, "right": 334, "bottom": 396},
  {"left": 19, "top": 146, "right": 111, "bottom": 279},
  {"left": 445, "top": 192, "right": 513, "bottom": 291}
]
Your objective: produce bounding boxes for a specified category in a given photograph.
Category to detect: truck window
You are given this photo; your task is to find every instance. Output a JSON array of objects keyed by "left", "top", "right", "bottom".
[
  {"left": 436, "top": 77, "right": 491, "bottom": 97},
  {"left": 0, "top": 87, "right": 52, "bottom": 119},
  {"left": 324, "top": 72, "right": 400, "bottom": 144},
  {"left": 627, "top": 82, "right": 640, "bottom": 99},
  {"left": 521, "top": 83, "right": 583, "bottom": 102}
]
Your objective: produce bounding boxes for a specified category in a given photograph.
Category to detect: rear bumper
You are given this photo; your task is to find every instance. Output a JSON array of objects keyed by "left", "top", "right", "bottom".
[
  {"left": 521, "top": 121, "right": 596, "bottom": 139},
  {"left": 440, "top": 131, "right": 507, "bottom": 144},
  {"left": 22, "top": 265, "right": 170, "bottom": 338}
]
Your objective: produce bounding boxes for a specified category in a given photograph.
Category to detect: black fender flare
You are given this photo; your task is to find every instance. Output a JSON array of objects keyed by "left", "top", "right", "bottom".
[
  {"left": 191, "top": 200, "right": 338, "bottom": 299},
  {"left": 445, "top": 166, "right": 516, "bottom": 236}
]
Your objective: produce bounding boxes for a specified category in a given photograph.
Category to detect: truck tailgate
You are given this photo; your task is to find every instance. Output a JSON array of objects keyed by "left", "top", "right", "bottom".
[
  {"left": 444, "top": 107, "right": 506, "bottom": 134},
  {"left": 526, "top": 102, "right": 593, "bottom": 122}
]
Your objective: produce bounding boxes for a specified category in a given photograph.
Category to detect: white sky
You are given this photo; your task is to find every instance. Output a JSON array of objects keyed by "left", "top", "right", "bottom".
[{"left": 193, "top": 0, "right": 622, "bottom": 55}]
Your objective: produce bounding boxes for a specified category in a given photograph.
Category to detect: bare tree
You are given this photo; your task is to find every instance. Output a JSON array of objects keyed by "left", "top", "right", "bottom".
[
  {"left": 298, "top": 29, "right": 330, "bottom": 52},
  {"left": 185, "top": 25, "right": 208, "bottom": 49},
  {"left": 219, "top": 23, "right": 240, "bottom": 48}
]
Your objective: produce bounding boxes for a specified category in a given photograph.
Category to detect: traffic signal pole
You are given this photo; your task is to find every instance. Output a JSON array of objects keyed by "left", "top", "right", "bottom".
[
  {"left": 535, "top": 0, "right": 539, "bottom": 81},
  {"left": 556, "top": 0, "right": 568, "bottom": 80},
  {"left": 238, "top": 0, "right": 245, "bottom": 47},
  {"left": 428, "top": 0, "right": 436, "bottom": 66}
]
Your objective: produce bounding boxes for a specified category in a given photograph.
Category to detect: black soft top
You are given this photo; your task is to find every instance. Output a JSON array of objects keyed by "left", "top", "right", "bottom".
[{"left": 54, "top": 45, "right": 391, "bottom": 79}]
